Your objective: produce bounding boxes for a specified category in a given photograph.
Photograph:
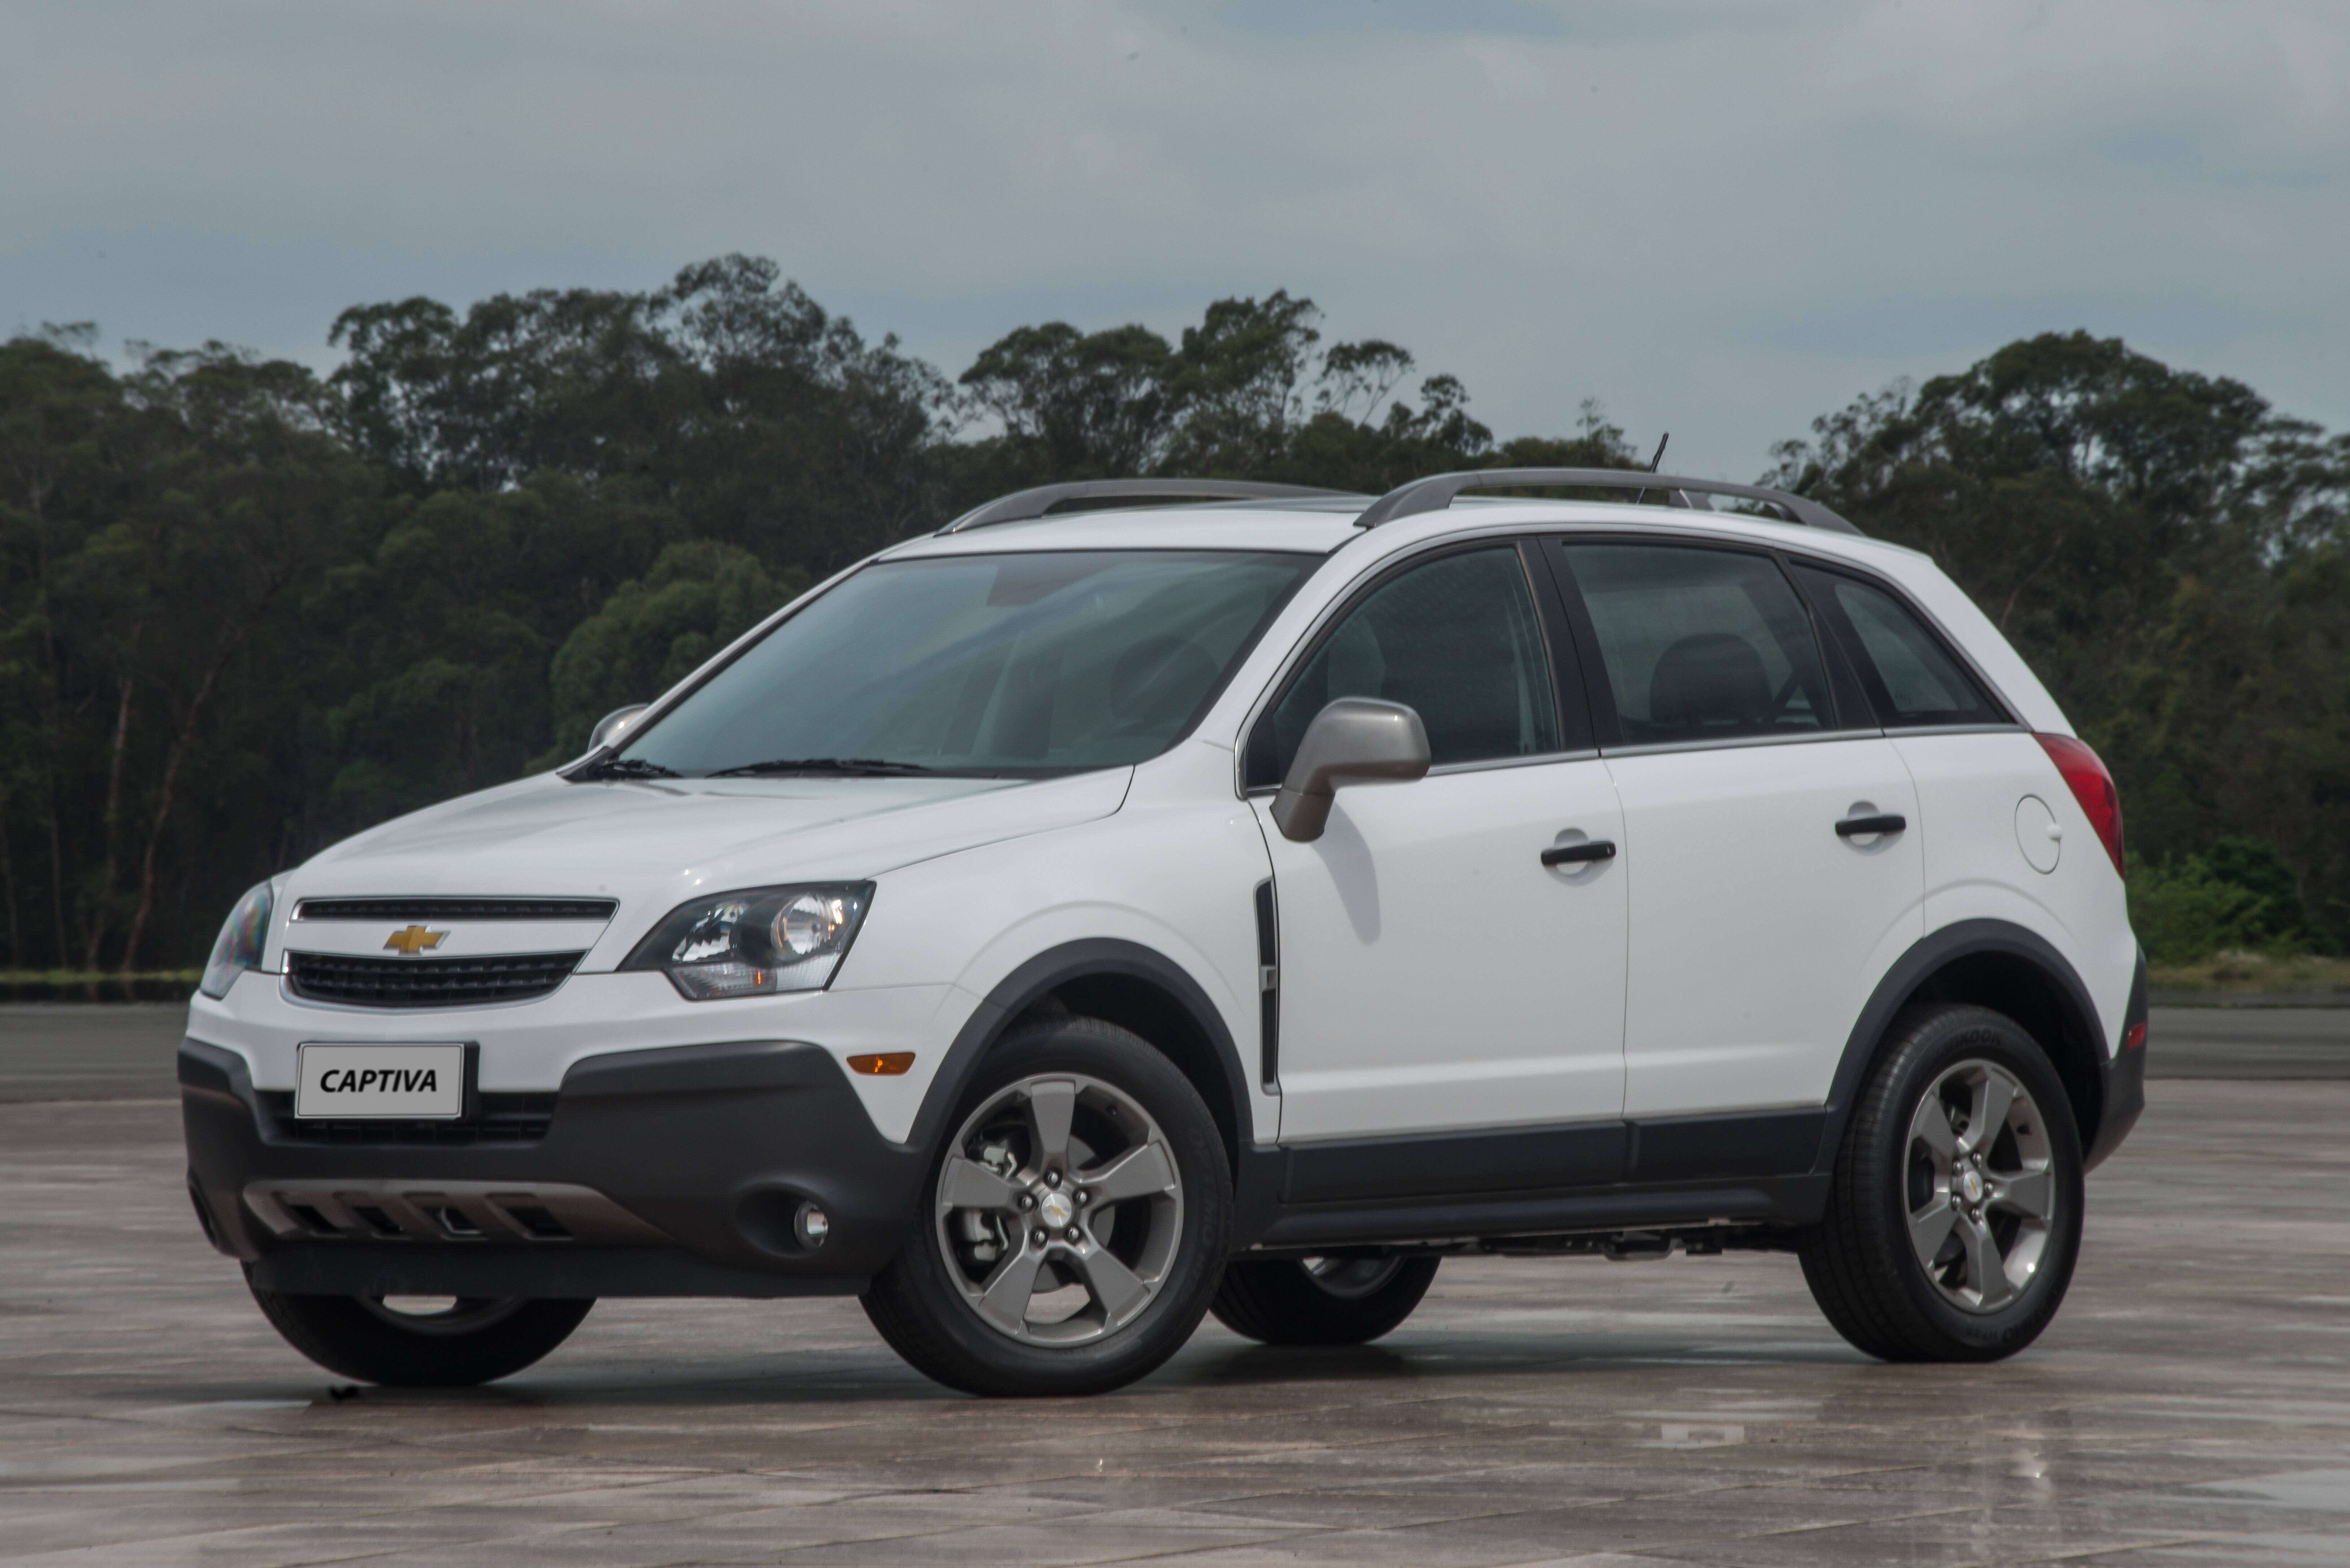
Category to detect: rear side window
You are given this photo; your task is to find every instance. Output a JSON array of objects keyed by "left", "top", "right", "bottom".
[
  {"left": 1264, "top": 546, "right": 1559, "bottom": 779},
  {"left": 1806, "top": 572, "right": 2004, "bottom": 728},
  {"left": 1560, "top": 543, "right": 1845, "bottom": 745}
]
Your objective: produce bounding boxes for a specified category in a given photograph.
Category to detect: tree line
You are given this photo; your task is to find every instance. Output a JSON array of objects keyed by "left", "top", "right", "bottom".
[{"left": 1, "top": 255, "right": 2342, "bottom": 970}]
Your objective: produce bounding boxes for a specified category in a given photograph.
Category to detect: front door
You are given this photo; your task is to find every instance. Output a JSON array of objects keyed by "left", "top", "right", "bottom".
[{"left": 1250, "top": 544, "right": 1628, "bottom": 1143}]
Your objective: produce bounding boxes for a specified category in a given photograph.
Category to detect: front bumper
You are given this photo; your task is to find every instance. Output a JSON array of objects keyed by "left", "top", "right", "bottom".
[{"left": 181, "top": 1036, "right": 927, "bottom": 1298}]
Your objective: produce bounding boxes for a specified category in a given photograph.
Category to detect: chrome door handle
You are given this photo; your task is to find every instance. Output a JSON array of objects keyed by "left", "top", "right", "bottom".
[
  {"left": 1541, "top": 839, "right": 1617, "bottom": 866},
  {"left": 1836, "top": 813, "right": 1907, "bottom": 837}
]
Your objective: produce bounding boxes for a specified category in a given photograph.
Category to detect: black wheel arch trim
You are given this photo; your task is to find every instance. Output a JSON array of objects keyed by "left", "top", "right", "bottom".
[
  {"left": 908, "top": 938, "right": 1280, "bottom": 1237},
  {"left": 1819, "top": 918, "right": 2132, "bottom": 1177}
]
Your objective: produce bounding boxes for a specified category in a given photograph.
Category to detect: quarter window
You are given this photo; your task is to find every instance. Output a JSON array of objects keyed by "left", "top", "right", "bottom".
[
  {"left": 1561, "top": 543, "right": 1843, "bottom": 745},
  {"left": 1821, "top": 576, "right": 2002, "bottom": 727},
  {"left": 1265, "top": 547, "right": 1559, "bottom": 779}
]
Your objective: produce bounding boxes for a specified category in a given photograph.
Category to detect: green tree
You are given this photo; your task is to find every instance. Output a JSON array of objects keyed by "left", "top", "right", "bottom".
[
  {"left": 539, "top": 540, "right": 804, "bottom": 764},
  {"left": 1769, "top": 330, "right": 2350, "bottom": 946}
]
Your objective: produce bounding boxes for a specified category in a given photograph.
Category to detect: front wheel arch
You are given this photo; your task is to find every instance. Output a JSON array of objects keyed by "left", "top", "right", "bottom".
[{"left": 911, "top": 940, "right": 1258, "bottom": 1191}]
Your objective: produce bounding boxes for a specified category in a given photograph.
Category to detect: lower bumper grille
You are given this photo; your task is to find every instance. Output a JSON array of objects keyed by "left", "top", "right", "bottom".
[
  {"left": 243, "top": 1179, "right": 666, "bottom": 1245},
  {"left": 286, "top": 950, "right": 584, "bottom": 1008}
]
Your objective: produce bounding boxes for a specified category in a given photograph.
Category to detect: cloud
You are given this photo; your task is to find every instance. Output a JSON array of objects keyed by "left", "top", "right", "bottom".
[{"left": 2, "top": 0, "right": 2343, "bottom": 479}]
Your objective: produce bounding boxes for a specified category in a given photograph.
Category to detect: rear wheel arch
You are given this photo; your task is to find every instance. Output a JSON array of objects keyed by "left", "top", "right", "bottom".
[
  {"left": 912, "top": 940, "right": 1255, "bottom": 1187},
  {"left": 1821, "top": 921, "right": 2109, "bottom": 1170}
]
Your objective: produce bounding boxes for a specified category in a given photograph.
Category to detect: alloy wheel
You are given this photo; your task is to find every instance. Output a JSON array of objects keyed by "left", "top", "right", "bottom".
[
  {"left": 934, "top": 1072, "right": 1186, "bottom": 1346},
  {"left": 1905, "top": 1057, "right": 2059, "bottom": 1313}
]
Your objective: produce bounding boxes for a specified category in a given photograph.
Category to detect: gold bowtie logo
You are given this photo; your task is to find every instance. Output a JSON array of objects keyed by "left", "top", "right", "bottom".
[{"left": 383, "top": 925, "right": 448, "bottom": 955}]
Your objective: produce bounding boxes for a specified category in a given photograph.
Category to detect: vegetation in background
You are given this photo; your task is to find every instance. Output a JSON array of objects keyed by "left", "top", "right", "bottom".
[
  {"left": 2145, "top": 953, "right": 2350, "bottom": 995},
  {"left": 3, "top": 269, "right": 2345, "bottom": 967},
  {"left": 2129, "top": 838, "right": 2322, "bottom": 967}
]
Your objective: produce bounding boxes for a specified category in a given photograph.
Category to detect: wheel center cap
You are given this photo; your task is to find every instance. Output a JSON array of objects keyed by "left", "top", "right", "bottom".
[
  {"left": 1038, "top": 1190, "right": 1075, "bottom": 1229},
  {"left": 1958, "top": 1168, "right": 1986, "bottom": 1205}
]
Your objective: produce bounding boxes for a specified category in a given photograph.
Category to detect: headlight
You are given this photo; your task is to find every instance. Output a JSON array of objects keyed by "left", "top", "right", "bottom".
[
  {"left": 621, "top": 884, "right": 872, "bottom": 1000},
  {"left": 200, "top": 881, "right": 274, "bottom": 999}
]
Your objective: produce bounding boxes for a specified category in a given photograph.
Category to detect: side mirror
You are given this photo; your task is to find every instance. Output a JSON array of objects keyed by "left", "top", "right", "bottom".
[
  {"left": 1270, "top": 698, "right": 1431, "bottom": 843},
  {"left": 590, "top": 703, "right": 651, "bottom": 752}
]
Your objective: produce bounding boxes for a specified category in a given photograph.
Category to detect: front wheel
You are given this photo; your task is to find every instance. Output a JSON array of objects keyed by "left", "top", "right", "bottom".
[
  {"left": 860, "top": 1016, "right": 1232, "bottom": 1396},
  {"left": 1800, "top": 1004, "right": 2084, "bottom": 1362},
  {"left": 245, "top": 1275, "right": 593, "bottom": 1386}
]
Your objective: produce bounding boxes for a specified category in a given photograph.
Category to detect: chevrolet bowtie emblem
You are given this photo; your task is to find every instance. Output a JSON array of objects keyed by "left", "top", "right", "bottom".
[{"left": 383, "top": 925, "right": 448, "bottom": 955}]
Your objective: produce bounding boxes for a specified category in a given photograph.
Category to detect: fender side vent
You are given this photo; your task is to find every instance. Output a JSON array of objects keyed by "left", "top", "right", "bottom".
[{"left": 1254, "top": 879, "right": 1280, "bottom": 1091}]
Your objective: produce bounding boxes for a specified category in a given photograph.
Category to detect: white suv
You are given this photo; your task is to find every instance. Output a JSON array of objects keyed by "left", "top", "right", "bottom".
[{"left": 180, "top": 469, "right": 2148, "bottom": 1396}]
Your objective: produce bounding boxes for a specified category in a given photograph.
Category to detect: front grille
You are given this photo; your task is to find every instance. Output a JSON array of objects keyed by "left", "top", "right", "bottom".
[
  {"left": 295, "top": 897, "right": 617, "bottom": 922},
  {"left": 286, "top": 950, "right": 585, "bottom": 1008},
  {"left": 258, "top": 1091, "right": 557, "bottom": 1145}
]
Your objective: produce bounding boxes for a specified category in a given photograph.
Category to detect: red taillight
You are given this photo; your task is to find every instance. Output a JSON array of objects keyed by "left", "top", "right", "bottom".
[{"left": 2034, "top": 732, "right": 2124, "bottom": 877}]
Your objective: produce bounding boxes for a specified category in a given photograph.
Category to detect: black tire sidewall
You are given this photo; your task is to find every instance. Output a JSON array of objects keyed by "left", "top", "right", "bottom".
[
  {"left": 244, "top": 1279, "right": 593, "bottom": 1387},
  {"left": 1211, "top": 1255, "right": 1440, "bottom": 1347},
  {"left": 1861, "top": 1007, "right": 2086, "bottom": 1358},
  {"left": 863, "top": 1018, "right": 1233, "bottom": 1396}
]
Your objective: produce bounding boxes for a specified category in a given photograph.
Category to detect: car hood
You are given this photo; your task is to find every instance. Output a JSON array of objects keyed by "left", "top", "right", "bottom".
[{"left": 281, "top": 768, "right": 1134, "bottom": 962}]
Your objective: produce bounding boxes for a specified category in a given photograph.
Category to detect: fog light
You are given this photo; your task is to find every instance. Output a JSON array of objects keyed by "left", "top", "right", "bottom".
[{"left": 795, "top": 1201, "right": 830, "bottom": 1248}]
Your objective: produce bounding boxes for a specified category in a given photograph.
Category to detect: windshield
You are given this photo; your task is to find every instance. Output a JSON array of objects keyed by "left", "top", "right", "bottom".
[{"left": 610, "top": 550, "right": 1315, "bottom": 777}]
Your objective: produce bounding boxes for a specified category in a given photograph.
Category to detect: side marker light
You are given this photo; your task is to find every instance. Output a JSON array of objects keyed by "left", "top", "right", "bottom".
[
  {"left": 847, "top": 1052, "right": 916, "bottom": 1076},
  {"left": 2124, "top": 1023, "right": 2146, "bottom": 1052}
]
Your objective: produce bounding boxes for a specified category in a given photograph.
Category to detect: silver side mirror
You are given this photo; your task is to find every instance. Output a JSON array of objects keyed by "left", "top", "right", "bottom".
[
  {"left": 590, "top": 703, "right": 651, "bottom": 752},
  {"left": 1270, "top": 698, "right": 1431, "bottom": 843}
]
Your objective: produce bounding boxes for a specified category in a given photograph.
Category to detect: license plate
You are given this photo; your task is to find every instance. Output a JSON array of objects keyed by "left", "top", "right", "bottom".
[{"left": 295, "top": 1043, "right": 465, "bottom": 1119}]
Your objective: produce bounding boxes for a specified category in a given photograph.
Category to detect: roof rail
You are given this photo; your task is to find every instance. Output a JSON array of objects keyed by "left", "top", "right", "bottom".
[
  {"left": 938, "top": 479, "right": 1357, "bottom": 534},
  {"left": 1352, "top": 468, "right": 1863, "bottom": 536}
]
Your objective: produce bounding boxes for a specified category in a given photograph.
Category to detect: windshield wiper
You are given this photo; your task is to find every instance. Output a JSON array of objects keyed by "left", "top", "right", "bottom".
[
  {"left": 707, "top": 757, "right": 937, "bottom": 778},
  {"left": 578, "top": 755, "right": 681, "bottom": 780}
]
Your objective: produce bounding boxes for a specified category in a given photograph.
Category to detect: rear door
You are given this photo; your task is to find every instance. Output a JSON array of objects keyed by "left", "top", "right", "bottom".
[
  {"left": 1250, "top": 541, "right": 1627, "bottom": 1144},
  {"left": 1549, "top": 538, "right": 1923, "bottom": 1118}
]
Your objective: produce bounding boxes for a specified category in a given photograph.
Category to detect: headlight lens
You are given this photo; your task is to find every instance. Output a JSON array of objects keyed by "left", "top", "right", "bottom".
[
  {"left": 199, "top": 881, "right": 274, "bottom": 999},
  {"left": 622, "top": 883, "right": 872, "bottom": 1000}
]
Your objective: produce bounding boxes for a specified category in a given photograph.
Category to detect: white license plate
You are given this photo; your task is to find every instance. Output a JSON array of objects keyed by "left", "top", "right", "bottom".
[{"left": 295, "top": 1044, "right": 465, "bottom": 1119}]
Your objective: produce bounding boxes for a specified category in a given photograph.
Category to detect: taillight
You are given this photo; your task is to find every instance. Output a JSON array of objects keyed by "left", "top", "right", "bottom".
[{"left": 2034, "top": 732, "right": 2124, "bottom": 877}]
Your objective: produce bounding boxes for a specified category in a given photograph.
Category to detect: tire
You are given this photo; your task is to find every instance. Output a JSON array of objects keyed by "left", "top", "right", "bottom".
[
  {"left": 860, "top": 1016, "right": 1232, "bottom": 1397},
  {"left": 1211, "top": 1254, "right": 1439, "bottom": 1346},
  {"left": 1800, "top": 1004, "right": 2085, "bottom": 1363},
  {"left": 244, "top": 1273, "right": 593, "bottom": 1387}
]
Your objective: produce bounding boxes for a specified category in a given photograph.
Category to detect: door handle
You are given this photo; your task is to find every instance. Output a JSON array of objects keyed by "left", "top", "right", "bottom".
[
  {"left": 1836, "top": 813, "right": 1907, "bottom": 837},
  {"left": 1541, "top": 839, "right": 1617, "bottom": 866}
]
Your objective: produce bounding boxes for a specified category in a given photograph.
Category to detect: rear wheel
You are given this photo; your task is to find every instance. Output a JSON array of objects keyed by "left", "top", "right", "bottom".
[
  {"left": 1800, "top": 1004, "right": 2083, "bottom": 1362},
  {"left": 245, "top": 1276, "right": 593, "bottom": 1386},
  {"left": 1211, "top": 1254, "right": 1439, "bottom": 1346},
  {"left": 860, "top": 1017, "right": 1232, "bottom": 1396}
]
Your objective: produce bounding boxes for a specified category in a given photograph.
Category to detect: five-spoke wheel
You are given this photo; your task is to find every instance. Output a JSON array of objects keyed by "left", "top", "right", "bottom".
[
  {"left": 862, "top": 1015, "right": 1231, "bottom": 1396},
  {"left": 1800, "top": 1003, "right": 2084, "bottom": 1362},
  {"left": 1904, "top": 1058, "right": 2058, "bottom": 1314},
  {"left": 934, "top": 1072, "right": 1186, "bottom": 1345}
]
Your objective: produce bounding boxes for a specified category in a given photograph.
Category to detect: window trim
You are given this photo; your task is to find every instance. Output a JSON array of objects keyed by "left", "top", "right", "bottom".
[
  {"left": 1236, "top": 536, "right": 1595, "bottom": 796},
  {"left": 1540, "top": 532, "right": 1880, "bottom": 755}
]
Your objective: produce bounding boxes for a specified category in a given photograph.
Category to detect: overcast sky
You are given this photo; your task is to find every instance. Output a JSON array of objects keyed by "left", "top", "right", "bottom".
[{"left": 5, "top": 0, "right": 2345, "bottom": 479}]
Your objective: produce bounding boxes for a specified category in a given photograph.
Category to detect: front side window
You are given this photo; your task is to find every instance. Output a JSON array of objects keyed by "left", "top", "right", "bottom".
[
  {"left": 612, "top": 550, "right": 1312, "bottom": 777},
  {"left": 1562, "top": 543, "right": 1842, "bottom": 745},
  {"left": 1263, "top": 546, "right": 1559, "bottom": 780}
]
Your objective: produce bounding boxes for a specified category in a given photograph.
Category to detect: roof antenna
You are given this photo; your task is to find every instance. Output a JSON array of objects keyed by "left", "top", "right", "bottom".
[{"left": 1634, "top": 431, "right": 1671, "bottom": 505}]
